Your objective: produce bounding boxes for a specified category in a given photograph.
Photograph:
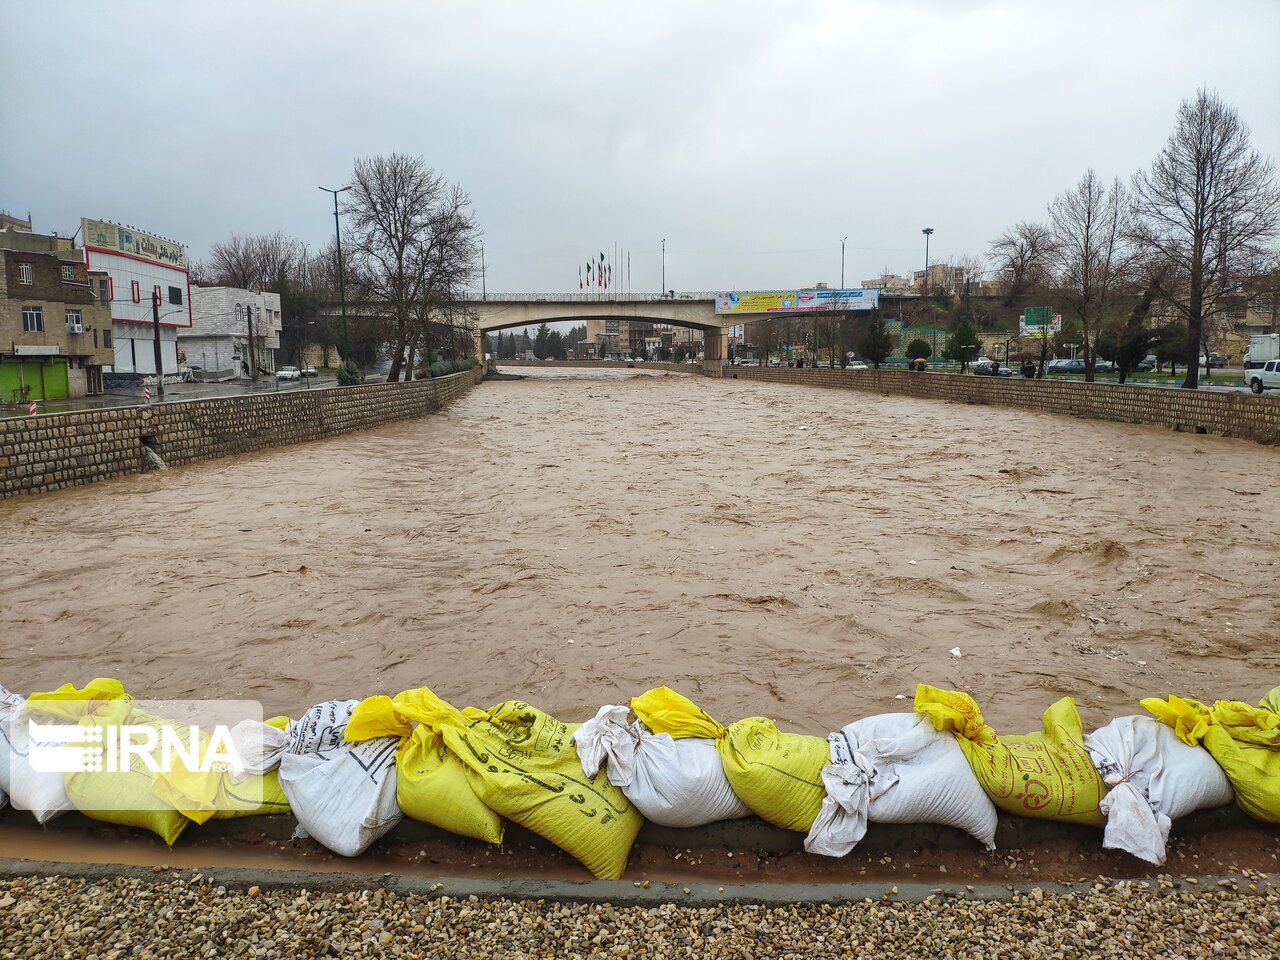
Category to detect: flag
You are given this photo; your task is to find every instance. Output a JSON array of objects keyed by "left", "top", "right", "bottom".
[{"left": 579, "top": 265, "right": 583, "bottom": 290}]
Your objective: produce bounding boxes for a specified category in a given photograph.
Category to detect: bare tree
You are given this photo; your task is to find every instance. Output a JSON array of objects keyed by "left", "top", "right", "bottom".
[
  {"left": 404, "top": 183, "right": 480, "bottom": 378},
  {"left": 1047, "top": 170, "right": 1133, "bottom": 381},
  {"left": 988, "top": 221, "right": 1054, "bottom": 306},
  {"left": 204, "top": 232, "right": 301, "bottom": 290},
  {"left": 345, "top": 154, "right": 479, "bottom": 382},
  {"left": 1131, "top": 88, "right": 1280, "bottom": 388}
]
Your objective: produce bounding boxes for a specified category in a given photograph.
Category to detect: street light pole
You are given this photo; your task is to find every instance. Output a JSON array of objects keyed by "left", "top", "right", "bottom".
[
  {"left": 921, "top": 227, "right": 934, "bottom": 296},
  {"left": 319, "top": 186, "right": 352, "bottom": 364},
  {"left": 661, "top": 238, "right": 666, "bottom": 297},
  {"left": 479, "top": 241, "right": 486, "bottom": 300},
  {"left": 841, "top": 236, "right": 848, "bottom": 289}
]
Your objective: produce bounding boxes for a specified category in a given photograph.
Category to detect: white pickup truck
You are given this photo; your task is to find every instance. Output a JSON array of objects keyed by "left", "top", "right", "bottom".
[{"left": 1243, "top": 359, "right": 1280, "bottom": 394}]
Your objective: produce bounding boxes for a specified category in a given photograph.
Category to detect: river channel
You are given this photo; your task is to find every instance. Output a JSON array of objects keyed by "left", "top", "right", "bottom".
[{"left": 2, "top": 367, "right": 1277, "bottom": 733}]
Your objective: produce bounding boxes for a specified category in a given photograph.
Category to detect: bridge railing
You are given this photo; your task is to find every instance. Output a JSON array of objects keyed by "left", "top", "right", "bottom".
[{"left": 460, "top": 291, "right": 722, "bottom": 303}]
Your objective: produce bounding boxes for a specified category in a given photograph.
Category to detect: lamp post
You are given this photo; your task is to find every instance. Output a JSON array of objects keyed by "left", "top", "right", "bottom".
[
  {"left": 661, "top": 238, "right": 666, "bottom": 297},
  {"left": 319, "top": 186, "right": 352, "bottom": 365},
  {"left": 840, "top": 236, "right": 848, "bottom": 289},
  {"left": 921, "top": 227, "right": 934, "bottom": 296},
  {"left": 479, "top": 241, "right": 486, "bottom": 300}
]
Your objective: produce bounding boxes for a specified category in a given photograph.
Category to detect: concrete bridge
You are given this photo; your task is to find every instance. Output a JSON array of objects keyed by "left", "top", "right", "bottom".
[{"left": 463, "top": 293, "right": 729, "bottom": 359}]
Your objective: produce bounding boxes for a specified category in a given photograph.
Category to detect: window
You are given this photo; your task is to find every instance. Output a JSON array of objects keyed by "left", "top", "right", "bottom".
[
  {"left": 131, "top": 280, "right": 141, "bottom": 303},
  {"left": 61, "top": 263, "right": 75, "bottom": 282},
  {"left": 94, "top": 328, "right": 99, "bottom": 348},
  {"left": 103, "top": 329, "right": 112, "bottom": 348},
  {"left": 65, "top": 309, "right": 83, "bottom": 331},
  {"left": 168, "top": 285, "right": 182, "bottom": 305},
  {"left": 21, "top": 306, "right": 44, "bottom": 332},
  {"left": 17, "top": 262, "right": 33, "bottom": 284},
  {"left": 97, "top": 278, "right": 110, "bottom": 306}
]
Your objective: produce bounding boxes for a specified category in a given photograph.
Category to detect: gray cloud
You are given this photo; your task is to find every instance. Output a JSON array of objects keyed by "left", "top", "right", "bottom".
[{"left": 5, "top": 0, "right": 1277, "bottom": 293}]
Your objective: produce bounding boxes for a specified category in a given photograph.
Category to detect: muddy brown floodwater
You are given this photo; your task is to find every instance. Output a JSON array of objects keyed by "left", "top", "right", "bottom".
[{"left": 2, "top": 368, "right": 1278, "bottom": 733}]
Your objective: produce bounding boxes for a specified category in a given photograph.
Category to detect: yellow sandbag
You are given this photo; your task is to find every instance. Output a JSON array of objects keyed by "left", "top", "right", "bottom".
[
  {"left": 345, "top": 690, "right": 502, "bottom": 845},
  {"left": 915, "top": 685, "right": 1106, "bottom": 826},
  {"left": 632, "top": 686, "right": 827, "bottom": 832},
  {"left": 151, "top": 716, "right": 292, "bottom": 824},
  {"left": 450, "top": 698, "right": 642, "bottom": 879},
  {"left": 1143, "top": 687, "right": 1280, "bottom": 823},
  {"left": 26, "top": 677, "right": 131, "bottom": 716},
  {"left": 62, "top": 701, "right": 191, "bottom": 845}
]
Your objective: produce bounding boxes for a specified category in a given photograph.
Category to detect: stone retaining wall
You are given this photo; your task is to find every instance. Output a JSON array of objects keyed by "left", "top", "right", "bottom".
[
  {"left": 0, "top": 368, "right": 482, "bottom": 498},
  {"left": 496, "top": 359, "right": 695, "bottom": 373},
  {"left": 711, "top": 365, "right": 1280, "bottom": 444}
]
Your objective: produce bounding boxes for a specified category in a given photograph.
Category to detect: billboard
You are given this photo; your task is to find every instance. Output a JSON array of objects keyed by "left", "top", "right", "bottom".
[
  {"left": 1020, "top": 306, "right": 1062, "bottom": 338},
  {"left": 81, "top": 218, "right": 187, "bottom": 269},
  {"left": 715, "top": 288, "right": 879, "bottom": 315}
]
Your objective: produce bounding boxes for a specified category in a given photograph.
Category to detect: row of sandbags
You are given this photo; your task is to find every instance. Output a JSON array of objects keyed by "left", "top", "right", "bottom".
[{"left": 2, "top": 679, "right": 1278, "bottom": 879}]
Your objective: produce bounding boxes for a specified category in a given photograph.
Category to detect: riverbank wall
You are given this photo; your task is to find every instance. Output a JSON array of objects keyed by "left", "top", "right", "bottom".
[
  {"left": 0, "top": 367, "right": 483, "bottom": 498},
  {"left": 710, "top": 365, "right": 1280, "bottom": 445}
]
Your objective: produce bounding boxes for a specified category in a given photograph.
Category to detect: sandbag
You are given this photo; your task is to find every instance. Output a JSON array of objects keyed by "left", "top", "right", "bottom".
[
  {"left": 805, "top": 712, "right": 998, "bottom": 857},
  {"left": 62, "top": 700, "right": 192, "bottom": 845},
  {"left": 915, "top": 685, "right": 1107, "bottom": 826},
  {"left": 574, "top": 704, "right": 751, "bottom": 828},
  {"left": 633, "top": 686, "right": 828, "bottom": 832},
  {"left": 8, "top": 678, "right": 132, "bottom": 824},
  {"left": 0, "top": 684, "right": 24, "bottom": 810},
  {"left": 346, "top": 690, "right": 503, "bottom": 845},
  {"left": 365, "top": 687, "right": 642, "bottom": 879},
  {"left": 1084, "top": 714, "right": 1233, "bottom": 864},
  {"left": 1143, "top": 687, "right": 1280, "bottom": 823},
  {"left": 151, "top": 715, "right": 293, "bottom": 824},
  {"left": 277, "top": 700, "right": 401, "bottom": 857}
]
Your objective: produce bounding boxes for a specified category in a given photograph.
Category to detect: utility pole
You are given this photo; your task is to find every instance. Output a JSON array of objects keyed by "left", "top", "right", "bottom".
[
  {"left": 921, "top": 227, "right": 934, "bottom": 297},
  {"left": 319, "top": 186, "right": 352, "bottom": 363},
  {"left": 841, "top": 236, "right": 848, "bottom": 289},
  {"left": 151, "top": 289, "right": 165, "bottom": 399},
  {"left": 480, "top": 241, "right": 486, "bottom": 300},
  {"left": 661, "top": 238, "right": 666, "bottom": 297}
]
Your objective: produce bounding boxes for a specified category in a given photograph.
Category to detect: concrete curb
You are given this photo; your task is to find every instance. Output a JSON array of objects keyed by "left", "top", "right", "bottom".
[
  {"left": 0, "top": 857, "right": 1272, "bottom": 906},
  {"left": 0, "top": 803, "right": 1265, "bottom": 857}
]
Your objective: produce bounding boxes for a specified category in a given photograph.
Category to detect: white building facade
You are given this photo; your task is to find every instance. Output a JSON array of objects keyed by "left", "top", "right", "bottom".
[
  {"left": 80, "top": 218, "right": 190, "bottom": 377},
  {"left": 185, "top": 285, "right": 282, "bottom": 380}
]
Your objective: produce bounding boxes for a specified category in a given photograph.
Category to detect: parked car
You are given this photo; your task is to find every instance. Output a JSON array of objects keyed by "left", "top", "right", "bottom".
[
  {"left": 1199, "top": 354, "right": 1227, "bottom": 369},
  {"left": 846, "top": 361, "right": 869, "bottom": 371},
  {"left": 1244, "top": 359, "right": 1280, "bottom": 394},
  {"left": 276, "top": 366, "right": 301, "bottom": 382},
  {"left": 300, "top": 365, "right": 319, "bottom": 378},
  {"left": 972, "top": 359, "right": 1013, "bottom": 377},
  {"left": 1046, "top": 358, "right": 1071, "bottom": 373},
  {"left": 1134, "top": 360, "right": 1156, "bottom": 372},
  {"left": 1093, "top": 359, "right": 1116, "bottom": 373}
]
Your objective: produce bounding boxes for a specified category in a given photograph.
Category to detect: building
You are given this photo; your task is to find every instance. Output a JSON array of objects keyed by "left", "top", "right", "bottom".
[
  {"left": 914, "top": 263, "right": 968, "bottom": 294},
  {"left": 861, "top": 272, "right": 916, "bottom": 295},
  {"left": 1, "top": 249, "right": 114, "bottom": 400},
  {"left": 185, "top": 286, "right": 282, "bottom": 380},
  {"left": 80, "top": 218, "right": 191, "bottom": 379}
]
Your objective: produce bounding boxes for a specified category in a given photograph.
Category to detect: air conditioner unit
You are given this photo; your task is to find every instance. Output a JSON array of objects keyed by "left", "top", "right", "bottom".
[{"left": 67, "top": 322, "right": 84, "bottom": 334}]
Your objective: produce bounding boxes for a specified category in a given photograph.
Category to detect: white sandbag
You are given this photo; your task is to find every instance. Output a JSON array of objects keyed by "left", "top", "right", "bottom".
[
  {"left": 1084, "top": 714, "right": 1234, "bottom": 865},
  {"left": 0, "top": 685, "right": 24, "bottom": 811},
  {"left": 574, "top": 704, "right": 750, "bottom": 828},
  {"left": 4, "top": 699, "right": 74, "bottom": 824},
  {"left": 277, "top": 700, "right": 401, "bottom": 857},
  {"left": 228, "top": 718, "right": 292, "bottom": 782},
  {"left": 805, "top": 712, "right": 998, "bottom": 857}
]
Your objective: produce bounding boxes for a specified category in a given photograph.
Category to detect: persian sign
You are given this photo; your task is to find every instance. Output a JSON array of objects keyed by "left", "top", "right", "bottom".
[{"left": 81, "top": 218, "right": 187, "bottom": 269}]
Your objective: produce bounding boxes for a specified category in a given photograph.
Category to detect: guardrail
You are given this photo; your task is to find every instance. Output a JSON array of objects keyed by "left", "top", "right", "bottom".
[{"left": 460, "top": 292, "right": 721, "bottom": 303}]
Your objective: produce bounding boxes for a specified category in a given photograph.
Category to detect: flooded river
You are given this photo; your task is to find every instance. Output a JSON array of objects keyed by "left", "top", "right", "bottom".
[{"left": 2, "top": 367, "right": 1277, "bottom": 733}]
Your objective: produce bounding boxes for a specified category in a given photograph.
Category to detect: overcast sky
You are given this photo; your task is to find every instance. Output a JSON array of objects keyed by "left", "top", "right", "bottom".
[{"left": 4, "top": 0, "right": 1278, "bottom": 295}]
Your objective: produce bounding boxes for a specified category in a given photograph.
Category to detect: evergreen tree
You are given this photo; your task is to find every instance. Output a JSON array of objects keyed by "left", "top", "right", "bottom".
[
  {"left": 944, "top": 317, "right": 981, "bottom": 372},
  {"left": 905, "top": 337, "right": 933, "bottom": 360},
  {"left": 858, "top": 308, "right": 893, "bottom": 369},
  {"left": 534, "top": 322, "right": 551, "bottom": 359}
]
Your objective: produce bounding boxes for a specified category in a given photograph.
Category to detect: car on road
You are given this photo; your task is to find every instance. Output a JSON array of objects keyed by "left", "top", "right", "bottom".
[
  {"left": 1200, "top": 353, "right": 1228, "bottom": 369},
  {"left": 1244, "top": 359, "right": 1280, "bottom": 394},
  {"left": 300, "top": 365, "right": 319, "bottom": 378},
  {"left": 276, "top": 366, "right": 301, "bottom": 382},
  {"left": 1134, "top": 360, "right": 1156, "bottom": 372},
  {"left": 846, "top": 361, "right": 869, "bottom": 370},
  {"left": 972, "top": 359, "right": 1013, "bottom": 376}
]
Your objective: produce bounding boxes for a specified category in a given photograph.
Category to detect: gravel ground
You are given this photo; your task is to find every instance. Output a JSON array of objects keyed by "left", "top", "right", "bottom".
[{"left": 2, "top": 874, "right": 1279, "bottom": 959}]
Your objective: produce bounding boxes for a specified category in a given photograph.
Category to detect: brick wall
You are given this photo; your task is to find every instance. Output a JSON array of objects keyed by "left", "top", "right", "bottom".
[
  {"left": 712, "top": 366, "right": 1280, "bottom": 444},
  {"left": 497, "top": 359, "right": 696, "bottom": 373},
  {"left": 0, "top": 367, "right": 483, "bottom": 498}
]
